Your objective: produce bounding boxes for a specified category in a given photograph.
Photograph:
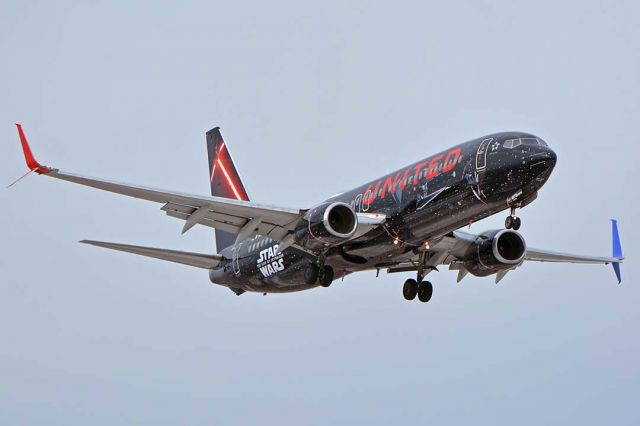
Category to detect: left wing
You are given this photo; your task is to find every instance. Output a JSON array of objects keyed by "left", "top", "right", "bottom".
[
  {"left": 384, "top": 221, "right": 624, "bottom": 283},
  {"left": 524, "top": 219, "right": 624, "bottom": 282}
]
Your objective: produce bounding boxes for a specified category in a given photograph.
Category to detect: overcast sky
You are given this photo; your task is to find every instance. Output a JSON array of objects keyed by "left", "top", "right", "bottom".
[{"left": 1, "top": 1, "right": 639, "bottom": 425}]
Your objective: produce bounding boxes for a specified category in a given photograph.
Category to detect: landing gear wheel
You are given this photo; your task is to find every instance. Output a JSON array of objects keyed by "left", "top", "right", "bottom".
[
  {"left": 319, "top": 265, "right": 334, "bottom": 287},
  {"left": 304, "top": 263, "right": 319, "bottom": 285},
  {"left": 505, "top": 204, "right": 521, "bottom": 230},
  {"left": 505, "top": 215, "right": 521, "bottom": 230},
  {"left": 417, "top": 281, "right": 433, "bottom": 303},
  {"left": 403, "top": 278, "right": 418, "bottom": 300},
  {"left": 505, "top": 215, "right": 514, "bottom": 229}
]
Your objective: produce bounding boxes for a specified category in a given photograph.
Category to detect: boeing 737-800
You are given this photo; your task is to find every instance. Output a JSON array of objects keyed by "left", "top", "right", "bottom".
[{"left": 12, "top": 124, "right": 623, "bottom": 302}]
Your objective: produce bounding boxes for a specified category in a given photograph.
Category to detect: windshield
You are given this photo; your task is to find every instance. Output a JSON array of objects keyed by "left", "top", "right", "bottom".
[{"left": 504, "top": 137, "right": 547, "bottom": 148}]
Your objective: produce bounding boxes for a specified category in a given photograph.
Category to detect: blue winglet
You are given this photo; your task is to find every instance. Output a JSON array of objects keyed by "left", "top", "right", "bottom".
[{"left": 611, "top": 219, "right": 623, "bottom": 284}]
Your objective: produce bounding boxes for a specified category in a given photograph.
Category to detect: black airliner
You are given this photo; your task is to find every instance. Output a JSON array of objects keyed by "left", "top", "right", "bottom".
[{"left": 13, "top": 124, "right": 623, "bottom": 303}]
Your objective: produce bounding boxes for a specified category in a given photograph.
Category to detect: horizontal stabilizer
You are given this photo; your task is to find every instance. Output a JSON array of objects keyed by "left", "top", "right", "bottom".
[{"left": 80, "top": 240, "right": 226, "bottom": 269}]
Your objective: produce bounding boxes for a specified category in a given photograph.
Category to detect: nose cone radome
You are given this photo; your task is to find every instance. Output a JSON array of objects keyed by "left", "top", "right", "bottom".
[
  {"left": 530, "top": 145, "right": 557, "bottom": 189},
  {"left": 540, "top": 146, "right": 557, "bottom": 169}
]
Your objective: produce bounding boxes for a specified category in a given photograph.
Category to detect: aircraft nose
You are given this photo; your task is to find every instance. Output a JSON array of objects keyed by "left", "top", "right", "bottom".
[
  {"left": 528, "top": 145, "right": 557, "bottom": 189},
  {"left": 541, "top": 146, "right": 557, "bottom": 167}
]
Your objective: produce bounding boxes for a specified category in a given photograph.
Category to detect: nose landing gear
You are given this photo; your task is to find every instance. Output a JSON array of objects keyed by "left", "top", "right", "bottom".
[{"left": 505, "top": 206, "right": 521, "bottom": 230}]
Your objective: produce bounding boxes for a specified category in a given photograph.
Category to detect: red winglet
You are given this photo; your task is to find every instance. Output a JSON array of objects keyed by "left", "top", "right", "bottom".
[{"left": 15, "top": 124, "right": 51, "bottom": 174}]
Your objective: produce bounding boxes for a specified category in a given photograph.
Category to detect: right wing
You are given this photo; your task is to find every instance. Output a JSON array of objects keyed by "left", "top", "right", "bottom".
[{"left": 14, "top": 124, "right": 302, "bottom": 241}]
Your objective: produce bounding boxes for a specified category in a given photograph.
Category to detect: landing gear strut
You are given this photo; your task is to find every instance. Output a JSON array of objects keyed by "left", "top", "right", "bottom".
[{"left": 505, "top": 206, "right": 521, "bottom": 230}]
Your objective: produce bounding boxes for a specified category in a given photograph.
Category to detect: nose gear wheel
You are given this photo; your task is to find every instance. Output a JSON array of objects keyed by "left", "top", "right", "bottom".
[{"left": 505, "top": 206, "right": 521, "bottom": 230}]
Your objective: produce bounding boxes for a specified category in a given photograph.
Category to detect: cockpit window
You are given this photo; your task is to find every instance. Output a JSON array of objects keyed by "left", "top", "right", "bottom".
[
  {"left": 521, "top": 138, "right": 539, "bottom": 146},
  {"left": 504, "top": 137, "right": 547, "bottom": 148},
  {"left": 503, "top": 139, "right": 522, "bottom": 149}
]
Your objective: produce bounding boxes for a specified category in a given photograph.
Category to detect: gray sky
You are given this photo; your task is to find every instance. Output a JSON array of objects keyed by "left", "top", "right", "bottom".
[{"left": 1, "top": 1, "right": 639, "bottom": 424}]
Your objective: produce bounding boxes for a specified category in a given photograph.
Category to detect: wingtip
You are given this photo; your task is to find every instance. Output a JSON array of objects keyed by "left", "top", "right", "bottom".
[
  {"left": 611, "top": 218, "right": 623, "bottom": 258},
  {"left": 14, "top": 124, "right": 52, "bottom": 174}
]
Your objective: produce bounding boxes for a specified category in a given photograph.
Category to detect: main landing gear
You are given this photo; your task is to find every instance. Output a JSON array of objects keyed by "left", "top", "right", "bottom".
[
  {"left": 505, "top": 206, "right": 521, "bottom": 230},
  {"left": 403, "top": 278, "right": 433, "bottom": 303},
  {"left": 304, "top": 262, "right": 334, "bottom": 287},
  {"left": 402, "top": 250, "right": 434, "bottom": 303}
]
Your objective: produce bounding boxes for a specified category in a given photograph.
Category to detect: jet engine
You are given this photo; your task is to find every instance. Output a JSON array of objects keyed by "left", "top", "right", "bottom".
[
  {"left": 293, "top": 202, "right": 358, "bottom": 250},
  {"left": 464, "top": 229, "right": 526, "bottom": 277}
]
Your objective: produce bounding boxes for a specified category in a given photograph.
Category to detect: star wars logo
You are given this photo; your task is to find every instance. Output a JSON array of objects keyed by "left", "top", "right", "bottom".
[{"left": 257, "top": 244, "right": 284, "bottom": 277}]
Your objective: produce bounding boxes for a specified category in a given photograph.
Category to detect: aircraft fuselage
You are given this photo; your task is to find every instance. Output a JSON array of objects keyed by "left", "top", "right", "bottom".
[{"left": 209, "top": 132, "right": 557, "bottom": 293}]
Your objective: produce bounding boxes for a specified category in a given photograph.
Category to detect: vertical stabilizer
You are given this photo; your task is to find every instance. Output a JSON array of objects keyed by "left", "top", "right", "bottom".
[{"left": 206, "top": 127, "right": 250, "bottom": 252}]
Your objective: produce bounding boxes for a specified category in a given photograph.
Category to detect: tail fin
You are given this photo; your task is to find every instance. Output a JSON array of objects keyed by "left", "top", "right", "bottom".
[{"left": 206, "top": 127, "right": 250, "bottom": 253}]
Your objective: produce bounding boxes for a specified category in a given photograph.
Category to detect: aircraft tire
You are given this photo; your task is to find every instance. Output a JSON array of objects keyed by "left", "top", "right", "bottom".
[
  {"left": 512, "top": 217, "right": 521, "bottom": 230},
  {"left": 417, "top": 281, "right": 433, "bottom": 303},
  {"left": 304, "top": 263, "right": 319, "bottom": 285},
  {"left": 319, "top": 265, "right": 334, "bottom": 287},
  {"left": 403, "top": 278, "right": 418, "bottom": 300},
  {"left": 505, "top": 216, "right": 514, "bottom": 229}
]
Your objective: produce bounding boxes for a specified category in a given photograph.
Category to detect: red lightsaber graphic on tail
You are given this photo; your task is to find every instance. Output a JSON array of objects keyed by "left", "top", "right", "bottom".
[{"left": 207, "top": 128, "right": 249, "bottom": 202}]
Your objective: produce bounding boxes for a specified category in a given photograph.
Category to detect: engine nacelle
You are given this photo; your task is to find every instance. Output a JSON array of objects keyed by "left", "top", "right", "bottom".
[
  {"left": 293, "top": 202, "right": 358, "bottom": 250},
  {"left": 465, "top": 229, "right": 527, "bottom": 277}
]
